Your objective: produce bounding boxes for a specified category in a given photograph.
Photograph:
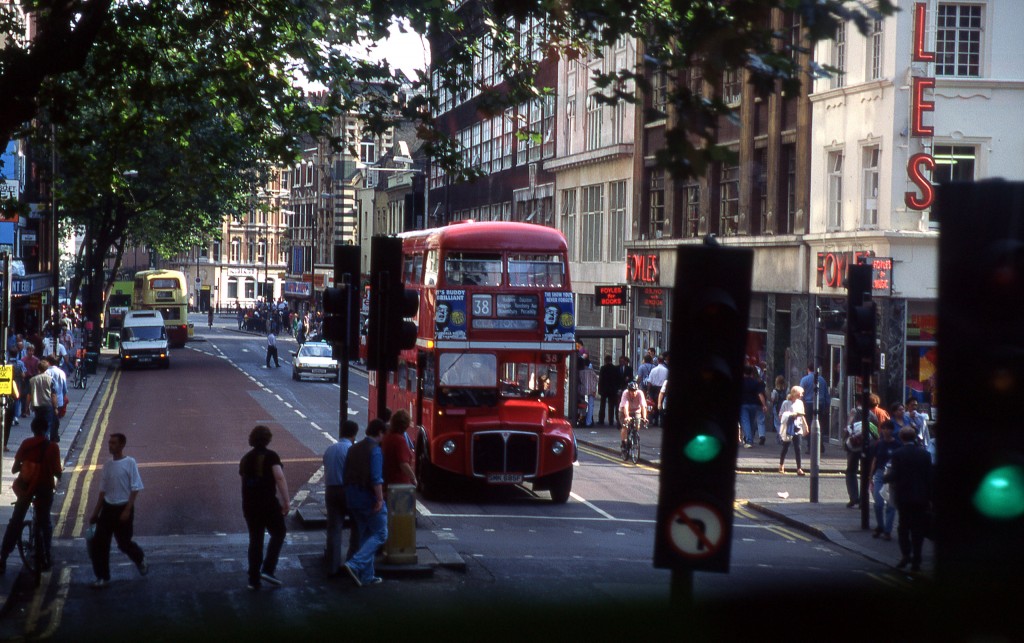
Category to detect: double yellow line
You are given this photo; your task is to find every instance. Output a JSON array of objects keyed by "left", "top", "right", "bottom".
[{"left": 54, "top": 369, "right": 122, "bottom": 538}]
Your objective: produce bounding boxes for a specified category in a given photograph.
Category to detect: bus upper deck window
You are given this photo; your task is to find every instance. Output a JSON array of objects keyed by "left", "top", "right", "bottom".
[
  {"left": 444, "top": 254, "right": 501, "bottom": 286},
  {"left": 508, "top": 255, "right": 566, "bottom": 287}
]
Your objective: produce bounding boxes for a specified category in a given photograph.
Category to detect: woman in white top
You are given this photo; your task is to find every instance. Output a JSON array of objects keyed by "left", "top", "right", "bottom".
[{"left": 778, "top": 385, "right": 808, "bottom": 475}]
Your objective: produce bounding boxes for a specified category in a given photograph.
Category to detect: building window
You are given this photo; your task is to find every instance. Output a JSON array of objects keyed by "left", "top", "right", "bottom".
[
  {"left": 608, "top": 180, "right": 627, "bottom": 261},
  {"left": 787, "top": 12, "right": 802, "bottom": 63},
  {"left": 581, "top": 185, "right": 603, "bottom": 262},
  {"left": 230, "top": 238, "right": 240, "bottom": 263},
  {"left": 932, "top": 144, "right": 977, "bottom": 182},
  {"left": 685, "top": 65, "right": 703, "bottom": 97},
  {"left": 783, "top": 144, "right": 797, "bottom": 234},
  {"left": 561, "top": 189, "right": 577, "bottom": 262},
  {"left": 827, "top": 150, "right": 844, "bottom": 230},
  {"left": 586, "top": 93, "right": 603, "bottom": 151},
  {"left": 541, "top": 95, "right": 555, "bottom": 159},
  {"left": 684, "top": 183, "right": 700, "bottom": 238},
  {"left": 869, "top": 18, "right": 883, "bottom": 81},
  {"left": 862, "top": 145, "right": 880, "bottom": 227},
  {"left": 247, "top": 239, "right": 255, "bottom": 263},
  {"left": 227, "top": 278, "right": 238, "bottom": 300},
  {"left": 651, "top": 69, "right": 668, "bottom": 115},
  {"left": 648, "top": 170, "right": 665, "bottom": 239},
  {"left": 257, "top": 239, "right": 266, "bottom": 263},
  {"left": 722, "top": 68, "right": 742, "bottom": 105},
  {"left": 831, "top": 22, "right": 846, "bottom": 89},
  {"left": 719, "top": 164, "right": 739, "bottom": 235},
  {"left": 212, "top": 241, "right": 221, "bottom": 262},
  {"left": 936, "top": 4, "right": 982, "bottom": 77},
  {"left": 755, "top": 148, "right": 768, "bottom": 235}
]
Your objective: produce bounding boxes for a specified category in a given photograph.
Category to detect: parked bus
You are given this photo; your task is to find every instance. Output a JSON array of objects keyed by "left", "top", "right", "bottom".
[
  {"left": 133, "top": 269, "right": 190, "bottom": 348},
  {"left": 369, "top": 221, "right": 578, "bottom": 503},
  {"left": 104, "top": 280, "right": 134, "bottom": 332}
]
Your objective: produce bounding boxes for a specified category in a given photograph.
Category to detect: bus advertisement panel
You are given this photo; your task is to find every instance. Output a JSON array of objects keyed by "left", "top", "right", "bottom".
[
  {"left": 133, "top": 269, "right": 190, "bottom": 348},
  {"left": 369, "top": 221, "right": 577, "bottom": 503}
]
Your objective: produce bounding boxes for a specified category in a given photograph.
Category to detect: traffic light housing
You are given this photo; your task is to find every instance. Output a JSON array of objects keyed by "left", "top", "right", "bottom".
[
  {"left": 322, "top": 245, "right": 360, "bottom": 347},
  {"left": 654, "top": 243, "right": 752, "bottom": 573},
  {"left": 845, "top": 263, "right": 875, "bottom": 374},
  {"left": 367, "top": 236, "right": 419, "bottom": 371},
  {"left": 936, "top": 180, "right": 1024, "bottom": 591}
]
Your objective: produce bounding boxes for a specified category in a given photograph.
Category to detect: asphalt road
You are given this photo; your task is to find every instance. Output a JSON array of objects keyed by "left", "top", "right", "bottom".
[{"left": 1, "top": 320, "right": 907, "bottom": 641}]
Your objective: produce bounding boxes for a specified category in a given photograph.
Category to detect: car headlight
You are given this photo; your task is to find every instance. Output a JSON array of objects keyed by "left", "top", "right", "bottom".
[
  {"left": 551, "top": 440, "right": 565, "bottom": 455},
  {"left": 442, "top": 440, "right": 456, "bottom": 455}
]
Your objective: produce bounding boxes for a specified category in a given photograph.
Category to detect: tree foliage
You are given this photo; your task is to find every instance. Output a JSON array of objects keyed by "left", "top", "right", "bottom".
[{"left": 2, "top": 0, "right": 896, "bottom": 323}]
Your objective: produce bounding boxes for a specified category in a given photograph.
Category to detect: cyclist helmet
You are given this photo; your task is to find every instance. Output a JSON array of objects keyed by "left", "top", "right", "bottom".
[{"left": 627, "top": 380, "right": 638, "bottom": 391}]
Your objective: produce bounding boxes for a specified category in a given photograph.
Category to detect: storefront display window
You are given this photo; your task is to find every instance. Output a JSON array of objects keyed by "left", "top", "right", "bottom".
[{"left": 906, "top": 312, "right": 937, "bottom": 415}]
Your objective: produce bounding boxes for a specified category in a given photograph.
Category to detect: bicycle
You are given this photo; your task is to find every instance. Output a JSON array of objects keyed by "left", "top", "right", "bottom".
[
  {"left": 72, "top": 357, "right": 88, "bottom": 389},
  {"left": 15, "top": 501, "right": 43, "bottom": 585},
  {"left": 621, "top": 413, "right": 646, "bottom": 464}
]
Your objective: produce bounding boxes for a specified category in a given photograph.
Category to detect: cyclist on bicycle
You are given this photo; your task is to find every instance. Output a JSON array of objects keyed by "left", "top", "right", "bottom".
[{"left": 618, "top": 380, "right": 648, "bottom": 452}]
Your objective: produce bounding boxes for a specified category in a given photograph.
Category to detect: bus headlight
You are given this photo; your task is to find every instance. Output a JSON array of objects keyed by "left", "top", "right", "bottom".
[
  {"left": 551, "top": 440, "right": 565, "bottom": 456},
  {"left": 442, "top": 440, "right": 456, "bottom": 455}
]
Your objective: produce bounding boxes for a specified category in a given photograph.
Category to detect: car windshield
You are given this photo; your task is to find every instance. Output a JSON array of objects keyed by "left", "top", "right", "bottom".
[
  {"left": 300, "top": 344, "right": 333, "bottom": 358},
  {"left": 122, "top": 326, "right": 164, "bottom": 341}
]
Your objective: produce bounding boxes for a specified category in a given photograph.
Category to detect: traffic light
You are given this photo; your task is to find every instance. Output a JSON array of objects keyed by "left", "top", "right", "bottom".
[
  {"left": 367, "top": 236, "right": 419, "bottom": 371},
  {"left": 845, "top": 263, "right": 875, "bottom": 374},
  {"left": 654, "top": 243, "right": 752, "bottom": 573},
  {"left": 936, "top": 180, "right": 1024, "bottom": 591},
  {"left": 322, "top": 245, "right": 360, "bottom": 346}
]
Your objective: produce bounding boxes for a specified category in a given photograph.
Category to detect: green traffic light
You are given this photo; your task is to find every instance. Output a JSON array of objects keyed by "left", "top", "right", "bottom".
[
  {"left": 973, "top": 465, "right": 1024, "bottom": 519},
  {"left": 684, "top": 434, "right": 722, "bottom": 463}
]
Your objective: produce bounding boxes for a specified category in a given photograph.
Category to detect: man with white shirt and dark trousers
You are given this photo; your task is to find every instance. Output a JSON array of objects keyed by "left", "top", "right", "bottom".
[{"left": 88, "top": 433, "right": 148, "bottom": 588}]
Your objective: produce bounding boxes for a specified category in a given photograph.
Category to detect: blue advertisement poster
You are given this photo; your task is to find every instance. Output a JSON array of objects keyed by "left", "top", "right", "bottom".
[
  {"left": 543, "top": 291, "right": 575, "bottom": 342},
  {"left": 435, "top": 289, "right": 467, "bottom": 340}
]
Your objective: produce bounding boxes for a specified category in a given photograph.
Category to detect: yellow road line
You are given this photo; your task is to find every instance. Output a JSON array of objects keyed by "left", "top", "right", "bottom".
[
  {"left": 733, "top": 503, "right": 758, "bottom": 520},
  {"left": 577, "top": 444, "right": 657, "bottom": 471},
  {"left": 766, "top": 525, "right": 812, "bottom": 542},
  {"left": 54, "top": 369, "right": 120, "bottom": 538}
]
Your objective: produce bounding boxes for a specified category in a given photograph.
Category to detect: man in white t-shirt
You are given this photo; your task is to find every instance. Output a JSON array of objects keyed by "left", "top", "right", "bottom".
[{"left": 88, "top": 433, "right": 148, "bottom": 588}]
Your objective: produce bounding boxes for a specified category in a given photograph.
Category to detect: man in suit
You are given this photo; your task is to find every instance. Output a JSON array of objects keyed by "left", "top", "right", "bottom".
[
  {"left": 884, "top": 426, "right": 934, "bottom": 572},
  {"left": 616, "top": 355, "right": 633, "bottom": 400},
  {"left": 597, "top": 355, "right": 619, "bottom": 425}
]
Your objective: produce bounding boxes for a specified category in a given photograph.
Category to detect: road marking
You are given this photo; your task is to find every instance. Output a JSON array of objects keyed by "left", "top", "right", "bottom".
[
  {"left": 294, "top": 409, "right": 307, "bottom": 418},
  {"left": 569, "top": 491, "right": 616, "bottom": 520},
  {"left": 766, "top": 525, "right": 812, "bottom": 542},
  {"left": 415, "top": 500, "right": 432, "bottom": 516},
  {"left": 422, "top": 511, "right": 653, "bottom": 523},
  {"left": 56, "top": 369, "right": 122, "bottom": 538},
  {"left": 576, "top": 444, "right": 658, "bottom": 471}
]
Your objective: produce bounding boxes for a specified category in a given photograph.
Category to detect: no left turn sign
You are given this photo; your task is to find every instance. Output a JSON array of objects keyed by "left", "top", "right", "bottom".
[{"left": 666, "top": 502, "right": 725, "bottom": 559}]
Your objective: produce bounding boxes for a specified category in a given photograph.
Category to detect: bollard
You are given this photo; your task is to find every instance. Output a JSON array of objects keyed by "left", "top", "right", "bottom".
[{"left": 384, "top": 484, "right": 417, "bottom": 564}]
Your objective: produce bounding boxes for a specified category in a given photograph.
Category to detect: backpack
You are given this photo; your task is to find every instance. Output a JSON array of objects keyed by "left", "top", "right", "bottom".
[{"left": 13, "top": 440, "right": 49, "bottom": 499}]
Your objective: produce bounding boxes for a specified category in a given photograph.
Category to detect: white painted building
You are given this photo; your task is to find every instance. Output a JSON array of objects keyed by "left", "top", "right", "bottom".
[{"left": 809, "top": 0, "right": 1024, "bottom": 414}]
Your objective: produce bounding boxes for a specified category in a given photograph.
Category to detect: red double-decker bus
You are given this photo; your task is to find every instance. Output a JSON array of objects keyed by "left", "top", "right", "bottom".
[{"left": 368, "top": 221, "right": 577, "bottom": 502}]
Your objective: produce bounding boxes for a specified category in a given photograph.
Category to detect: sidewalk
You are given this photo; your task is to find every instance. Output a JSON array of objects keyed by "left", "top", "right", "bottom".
[
  {"left": 575, "top": 419, "right": 934, "bottom": 575},
  {"left": 0, "top": 347, "right": 114, "bottom": 604}
]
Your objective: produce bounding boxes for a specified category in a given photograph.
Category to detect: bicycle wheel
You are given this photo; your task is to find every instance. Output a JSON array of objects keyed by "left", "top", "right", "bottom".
[
  {"left": 629, "top": 429, "right": 640, "bottom": 464},
  {"left": 17, "top": 519, "right": 38, "bottom": 576}
]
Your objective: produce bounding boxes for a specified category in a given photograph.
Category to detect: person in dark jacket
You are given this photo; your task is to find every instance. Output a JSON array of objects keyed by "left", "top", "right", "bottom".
[
  {"left": 597, "top": 355, "right": 619, "bottom": 426},
  {"left": 884, "top": 426, "right": 933, "bottom": 572}
]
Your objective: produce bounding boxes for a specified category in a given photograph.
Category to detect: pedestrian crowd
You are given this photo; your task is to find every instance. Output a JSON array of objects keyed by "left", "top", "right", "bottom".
[
  {"left": 768, "top": 362, "right": 935, "bottom": 573},
  {"left": 235, "top": 298, "right": 323, "bottom": 345}
]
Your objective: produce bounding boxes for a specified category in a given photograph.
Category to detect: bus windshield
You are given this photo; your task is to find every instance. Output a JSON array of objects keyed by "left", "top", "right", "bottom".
[
  {"left": 444, "top": 253, "right": 502, "bottom": 286},
  {"left": 438, "top": 353, "right": 497, "bottom": 387},
  {"left": 500, "top": 361, "right": 558, "bottom": 399}
]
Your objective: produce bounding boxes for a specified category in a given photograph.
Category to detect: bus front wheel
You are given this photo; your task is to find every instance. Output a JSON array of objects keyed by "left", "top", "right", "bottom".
[
  {"left": 416, "top": 439, "right": 442, "bottom": 500},
  {"left": 547, "top": 467, "right": 573, "bottom": 504}
]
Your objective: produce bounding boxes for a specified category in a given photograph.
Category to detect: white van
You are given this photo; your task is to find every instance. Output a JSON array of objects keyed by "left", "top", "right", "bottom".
[{"left": 120, "top": 310, "right": 170, "bottom": 369}]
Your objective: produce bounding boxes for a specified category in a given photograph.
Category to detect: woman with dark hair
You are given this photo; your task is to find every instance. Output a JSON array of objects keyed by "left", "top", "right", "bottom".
[{"left": 239, "top": 425, "right": 290, "bottom": 590}]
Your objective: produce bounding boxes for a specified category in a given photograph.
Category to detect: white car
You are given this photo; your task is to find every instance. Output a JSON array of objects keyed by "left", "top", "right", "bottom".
[{"left": 292, "top": 341, "right": 339, "bottom": 382}]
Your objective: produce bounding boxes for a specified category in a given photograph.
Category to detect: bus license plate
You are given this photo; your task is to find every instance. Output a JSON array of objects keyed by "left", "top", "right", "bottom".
[
  {"left": 312, "top": 368, "right": 326, "bottom": 374},
  {"left": 487, "top": 473, "right": 523, "bottom": 484}
]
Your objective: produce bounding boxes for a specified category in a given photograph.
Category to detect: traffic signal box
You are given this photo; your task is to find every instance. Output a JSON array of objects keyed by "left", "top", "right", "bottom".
[
  {"left": 322, "top": 244, "right": 361, "bottom": 348},
  {"left": 936, "top": 181, "right": 1024, "bottom": 590},
  {"left": 845, "top": 263, "right": 876, "bottom": 374},
  {"left": 367, "top": 236, "right": 419, "bottom": 371},
  {"left": 654, "top": 244, "right": 752, "bottom": 573}
]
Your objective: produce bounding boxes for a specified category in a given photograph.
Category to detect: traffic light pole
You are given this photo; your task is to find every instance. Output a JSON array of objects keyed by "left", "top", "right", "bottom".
[
  {"left": 373, "top": 271, "right": 389, "bottom": 420},
  {"left": 859, "top": 371, "right": 872, "bottom": 530}
]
